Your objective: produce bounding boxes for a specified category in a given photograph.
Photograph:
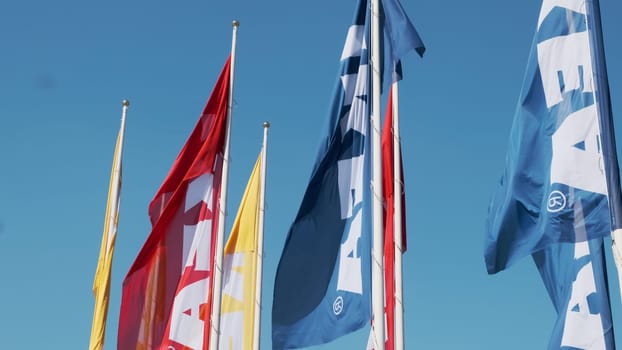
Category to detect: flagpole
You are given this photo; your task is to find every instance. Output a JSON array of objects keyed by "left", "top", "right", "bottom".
[
  {"left": 390, "top": 82, "right": 405, "bottom": 350},
  {"left": 89, "top": 99, "right": 128, "bottom": 350},
  {"left": 370, "top": 0, "right": 386, "bottom": 348},
  {"left": 252, "top": 121, "right": 269, "bottom": 350},
  {"left": 210, "top": 20, "right": 239, "bottom": 350},
  {"left": 584, "top": 0, "right": 622, "bottom": 302}
]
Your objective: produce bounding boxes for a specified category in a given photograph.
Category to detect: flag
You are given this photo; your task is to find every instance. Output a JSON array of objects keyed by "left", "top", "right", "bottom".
[
  {"left": 366, "top": 88, "right": 408, "bottom": 350},
  {"left": 220, "top": 154, "right": 262, "bottom": 350},
  {"left": 484, "top": 0, "right": 618, "bottom": 274},
  {"left": 533, "top": 239, "right": 615, "bottom": 349},
  {"left": 270, "top": 0, "right": 424, "bottom": 347},
  {"left": 484, "top": 0, "right": 618, "bottom": 348},
  {"left": 89, "top": 103, "right": 127, "bottom": 350},
  {"left": 380, "top": 0, "right": 425, "bottom": 62},
  {"left": 271, "top": 0, "right": 372, "bottom": 348},
  {"left": 379, "top": 0, "right": 425, "bottom": 83},
  {"left": 381, "top": 89, "right": 407, "bottom": 350},
  {"left": 118, "top": 57, "right": 230, "bottom": 350}
]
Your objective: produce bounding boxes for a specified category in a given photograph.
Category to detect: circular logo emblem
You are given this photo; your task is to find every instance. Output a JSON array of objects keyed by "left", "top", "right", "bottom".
[
  {"left": 333, "top": 296, "right": 344, "bottom": 315},
  {"left": 547, "top": 190, "right": 566, "bottom": 213}
]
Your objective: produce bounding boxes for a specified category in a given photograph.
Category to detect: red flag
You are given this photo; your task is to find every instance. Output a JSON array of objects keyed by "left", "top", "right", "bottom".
[
  {"left": 382, "top": 89, "right": 408, "bottom": 350},
  {"left": 367, "top": 89, "right": 408, "bottom": 350},
  {"left": 118, "top": 57, "right": 231, "bottom": 350}
]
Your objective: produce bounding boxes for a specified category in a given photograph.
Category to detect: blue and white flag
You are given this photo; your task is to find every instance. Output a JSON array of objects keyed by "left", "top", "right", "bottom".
[
  {"left": 485, "top": 0, "right": 619, "bottom": 348},
  {"left": 533, "top": 238, "right": 615, "bottom": 349},
  {"left": 485, "top": 0, "right": 621, "bottom": 274},
  {"left": 271, "top": 0, "right": 424, "bottom": 347},
  {"left": 271, "top": 1, "right": 372, "bottom": 348}
]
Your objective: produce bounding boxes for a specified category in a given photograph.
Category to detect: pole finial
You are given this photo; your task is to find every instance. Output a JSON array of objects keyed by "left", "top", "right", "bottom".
[
  {"left": 263, "top": 121, "right": 270, "bottom": 128},
  {"left": 232, "top": 20, "right": 240, "bottom": 28},
  {"left": 122, "top": 99, "right": 130, "bottom": 107}
]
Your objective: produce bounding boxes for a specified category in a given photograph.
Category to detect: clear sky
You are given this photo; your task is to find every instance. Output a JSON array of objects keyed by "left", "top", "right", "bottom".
[{"left": 1, "top": 0, "right": 621, "bottom": 349}]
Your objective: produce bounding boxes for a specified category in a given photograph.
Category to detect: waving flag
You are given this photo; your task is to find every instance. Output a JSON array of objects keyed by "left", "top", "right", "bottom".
[
  {"left": 271, "top": 0, "right": 424, "bottom": 347},
  {"left": 485, "top": 0, "right": 620, "bottom": 274},
  {"left": 220, "top": 154, "right": 262, "bottom": 350},
  {"left": 271, "top": 0, "right": 372, "bottom": 348},
  {"left": 485, "top": 0, "right": 618, "bottom": 347},
  {"left": 89, "top": 101, "right": 128, "bottom": 350},
  {"left": 118, "top": 57, "right": 230, "bottom": 350}
]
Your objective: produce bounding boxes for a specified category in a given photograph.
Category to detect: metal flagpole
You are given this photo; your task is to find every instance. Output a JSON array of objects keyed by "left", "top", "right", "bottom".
[
  {"left": 370, "top": 0, "right": 386, "bottom": 348},
  {"left": 391, "top": 83, "right": 405, "bottom": 350},
  {"left": 210, "top": 20, "right": 239, "bottom": 350},
  {"left": 584, "top": 0, "right": 622, "bottom": 302},
  {"left": 252, "top": 122, "right": 269, "bottom": 350}
]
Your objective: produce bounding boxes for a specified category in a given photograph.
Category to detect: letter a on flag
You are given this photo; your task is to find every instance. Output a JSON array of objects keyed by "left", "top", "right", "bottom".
[{"left": 118, "top": 57, "right": 231, "bottom": 350}]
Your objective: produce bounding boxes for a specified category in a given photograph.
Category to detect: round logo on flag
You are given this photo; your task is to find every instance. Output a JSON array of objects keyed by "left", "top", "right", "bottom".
[
  {"left": 333, "top": 296, "right": 344, "bottom": 315},
  {"left": 547, "top": 190, "right": 566, "bottom": 213}
]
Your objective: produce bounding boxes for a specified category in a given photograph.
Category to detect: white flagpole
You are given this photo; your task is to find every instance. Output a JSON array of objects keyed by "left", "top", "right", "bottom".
[
  {"left": 391, "top": 82, "right": 405, "bottom": 350},
  {"left": 370, "top": 0, "right": 386, "bottom": 349},
  {"left": 252, "top": 121, "right": 269, "bottom": 350},
  {"left": 210, "top": 20, "right": 239, "bottom": 350},
  {"left": 107, "top": 99, "right": 128, "bottom": 241},
  {"left": 102, "top": 98, "right": 128, "bottom": 277},
  {"left": 109, "top": 99, "right": 128, "bottom": 247},
  {"left": 584, "top": 0, "right": 622, "bottom": 302}
]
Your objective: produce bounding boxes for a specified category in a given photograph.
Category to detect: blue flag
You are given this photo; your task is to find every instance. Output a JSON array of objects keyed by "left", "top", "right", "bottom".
[
  {"left": 380, "top": 0, "right": 425, "bottom": 62},
  {"left": 484, "top": 0, "right": 620, "bottom": 274},
  {"left": 271, "top": 0, "right": 425, "bottom": 347},
  {"left": 271, "top": 0, "right": 372, "bottom": 348},
  {"left": 485, "top": 0, "right": 619, "bottom": 348},
  {"left": 533, "top": 238, "right": 615, "bottom": 349},
  {"left": 379, "top": 0, "right": 425, "bottom": 82}
]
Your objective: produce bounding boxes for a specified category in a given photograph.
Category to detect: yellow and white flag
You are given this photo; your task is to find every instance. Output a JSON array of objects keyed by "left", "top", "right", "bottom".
[
  {"left": 220, "top": 154, "right": 262, "bottom": 350},
  {"left": 89, "top": 101, "right": 127, "bottom": 350}
]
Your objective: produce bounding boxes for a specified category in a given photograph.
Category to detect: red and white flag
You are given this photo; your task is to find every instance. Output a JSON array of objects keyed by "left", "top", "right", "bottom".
[
  {"left": 368, "top": 89, "right": 407, "bottom": 350},
  {"left": 118, "top": 57, "right": 231, "bottom": 350}
]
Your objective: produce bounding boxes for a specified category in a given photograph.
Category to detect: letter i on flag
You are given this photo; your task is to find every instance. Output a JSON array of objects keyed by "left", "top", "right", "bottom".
[
  {"left": 118, "top": 56, "right": 231, "bottom": 350},
  {"left": 89, "top": 100, "right": 129, "bottom": 350},
  {"left": 485, "top": 0, "right": 620, "bottom": 348},
  {"left": 220, "top": 123, "right": 269, "bottom": 350}
]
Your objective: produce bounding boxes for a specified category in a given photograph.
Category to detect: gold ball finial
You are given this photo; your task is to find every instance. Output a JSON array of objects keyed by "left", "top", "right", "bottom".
[
  {"left": 122, "top": 99, "right": 130, "bottom": 107},
  {"left": 263, "top": 121, "right": 270, "bottom": 128},
  {"left": 232, "top": 20, "right": 240, "bottom": 28}
]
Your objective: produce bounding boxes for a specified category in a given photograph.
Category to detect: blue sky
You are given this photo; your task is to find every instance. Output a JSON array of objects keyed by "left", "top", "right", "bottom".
[{"left": 1, "top": 0, "right": 621, "bottom": 349}]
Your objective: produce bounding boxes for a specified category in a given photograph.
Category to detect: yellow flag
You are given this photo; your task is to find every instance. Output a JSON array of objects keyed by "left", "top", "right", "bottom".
[
  {"left": 220, "top": 153, "right": 262, "bottom": 350},
  {"left": 90, "top": 107, "right": 126, "bottom": 350}
]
